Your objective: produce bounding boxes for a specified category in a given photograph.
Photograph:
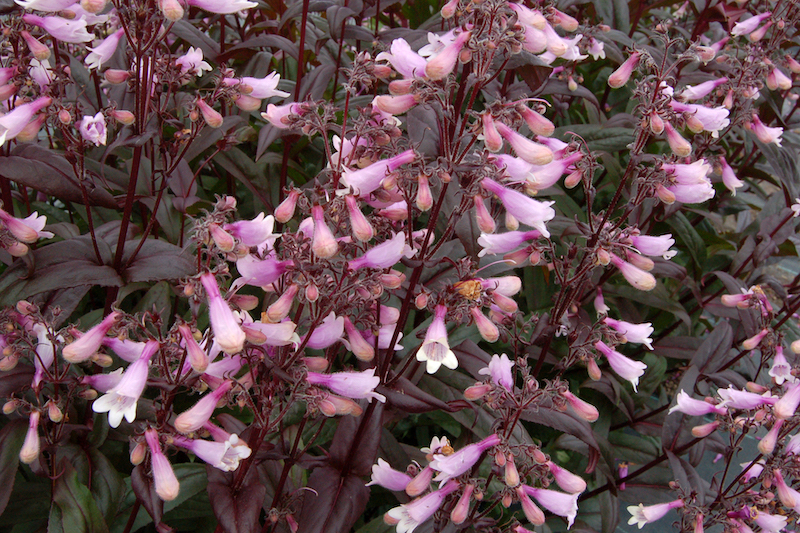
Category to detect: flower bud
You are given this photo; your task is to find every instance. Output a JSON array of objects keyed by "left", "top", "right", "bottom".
[
  {"left": 664, "top": 122, "right": 692, "bottom": 157},
  {"left": 81, "top": 0, "right": 107, "bottom": 13},
  {"left": 588, "top": 358, "right": 603, "bottom": 380},
  {"left": 481, "top": 113, "right": 503, "bottom": 152},
  {"left": 303, "top": 357, "right": 329, "bottom": 372},
  {"left": 209, "top": 224, "right": 235, "bottom": 252},
  {"left": 311, "top": 205, "right": 338, "bottom": 259},
  {"left": 159, "top": 0, "right": 185, "bottom": 21},
  {"left": 130, "top": 441, "right": 147, "bottom": 465},
  {"left": 21, "top": 31, "right": 50, "bottom": 61},
  {"left": 416, "top": 175, "right": 433, "bottom": 212},
  {"left": 470, "top": 307, "right": 499, "bottom": 342},
  {"left": 345, "top": 195, "right": 374, "bottom": 242},
  {"left": 505, "top": 454, "right": 520, "bottom": 487},
  {"left": 608, "top": 52, "right": 640, "bottom": 88},
  {"left": 0, "top": 353, "right": 19, "bottom": 371},
  {"left": 305, "top": 283, "right": 319, "bottom": 302},
  {"left": 464, "top": 384, "right": 491, "bottom": 400},
  {"left": 564, "top": 170, "right": 582, "bottom": 189},
  {"left": 266, "top": 284, "right": 299, "bottom": 322},
  {"left": 274, "top": 190, "right": 300, "bottom": 223},
  {"left": 3, "top": 399, "right": 19, "bottom": 414},
  {"left": 388, "top": 79, "right": 413, "bottom": 95},
  {"left": 197, "top": 100, "right": 223, "bottom": 128},
  {"left": 441, "top": 0, "right": 458, "bottom": 18},
  {"left": 104, "top": 69, "right": 130, "bottom": 84},
  {"left": 110, "top": 109, "right": 135, "bottom": 125},
  {"left": 649, "top": 111, "right": 665, "bottom": 134},
  {"left": 343, "top": 317, "right": 374, "bottom": 362},
  {"left": 691, "top": 420, "right": 720, "bottom": 437},
  {"left": 19, "top": 411, "right": 41, "bottom": 464}
]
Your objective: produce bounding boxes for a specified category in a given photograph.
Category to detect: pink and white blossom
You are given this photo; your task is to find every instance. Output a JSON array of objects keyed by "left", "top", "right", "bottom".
[
  {"left": 201, "top": 273, "right": 246, "bottom": 354},
  {"left": 478, "top": 353, "right": 514, "bottom": 390},
  {"left": 430, "top": 434, "right": 500, "bottom": 483},
  {"left": 595, "top": 340, "right": 647, "bottom": 391},
  {"left": 85, "top": 29, "right": 124, "bottom": 70},
  {"left": 348, "top": 232, "right": 414, "bottom": 270},
  {"left": 522, "top": 485, "right": 579, "bottom": 528},
  {"left": 366, "top": 458, "right": 412, "bottom": 491},
  {"left": 386, "top": 480, "right": 459, "bottom": 533},
  {"left": 416, "top": 305, "right": 458, "bottom": 374},
  {"left": 627, "top": 500, "right": 684, "bottom": 529},
  {"left": 174, "top": 380, "right": 233, "bottom": 433},
  {"left": 92, "top": 340, "right": 159, "bottom": 427},
  {"left": 604, "top": 317, "right": 654, "bottom": 349},
  {"left": 62, "top": 310, "right": 121, "bottom": 363},
  {"left": 176, "top": 47, "right": 212, "bottom": 77},
  {"left": 145, "top": 429, "right": 180, "bottom": 501},
  {"left": 185, "top": 0, "right": 257, "bottom": 13},
  {"left": 480, "top": 178, "right": 555, "bottom": 238},
  {"left": 173, "top": 434, "right": 251, "bottom": 472},
  {"left": 668, "top": 390, "right": 727, "bottom": 416},
  {"left": 306, "top": 368, "right": 386, "bottom": 403},
  {"left": 376, "top": 38, "right": 428, "bottom": 79},
  {"left": 223, "top": 72, "right": 289, "bottom": 99},
  {"left": 79, "top": 112, "right": 107, "bottom": 146}
]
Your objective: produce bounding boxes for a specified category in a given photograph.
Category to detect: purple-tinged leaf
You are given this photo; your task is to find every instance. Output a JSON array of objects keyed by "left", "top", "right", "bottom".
[
  {"left": 131, "top": 463, "right": 164, "bottom": 525},
  {"left": 0, "top": 365, "right": 35, "bottom": 398},
  {"left": 296, "top": 466, "right": 370, "bottom": 533},
  {"left": 379, "top": 375, "right": 456, "bottom": 414},
  {"left": 328, "top": 403, "right": 383, "bottom": 476},
  {"left": 52, "top": 461, "right": 110, "bottom": 533},
  {"left": 121, "top": 239, "right": 195, "bottom": 283},
  {"left": 207, "top": 467, "right": 265, "bottom": 533},
  {"left": 0, "top": 420, "right": 26, "bottom": 516}
]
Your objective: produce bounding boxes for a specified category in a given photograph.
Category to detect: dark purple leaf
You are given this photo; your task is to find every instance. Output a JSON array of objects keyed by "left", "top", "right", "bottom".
[
  {"left": 0, "top": 420, "right": 26, "bottom": 516},
  {"left": 298, "top": 64, "right": 336, "bottom": 101},
  {"left": 131, "top": 463, "right": 164, "bottom": 525},
  {"left": 0, "top": 365, "right": 35, "bottom": 398},
  {"left": 207, "top": 467, "right": 265, "bottom": 533},
  {"left": 296, "top": 467, "right": 370, "bottom": 533},
  {"left": 690, "top": 321, "right": 733, "bottom": 373},
  {"left": 219, "top": 35, "right": 299, "bottom": 62},
  {"left": 521, "top": 406, "right": 600, "bottom": 454},
  {"left": 406, "top": 104, "right": 440, "bottom": 157},
  {"left": 121, "top": 239, "right": 195, "bottom": 283},
  {"left": 171, "top": 20, "right": 220, "bottom": 60},
  {"left": 665, "top": 450, "right": 710, "bottom": 504},
  {"left": 379, "top": 375, "right": 456, "bottom": 414},
  {"left": 328, "top": 403, "right": 383, "bottom": 476}
]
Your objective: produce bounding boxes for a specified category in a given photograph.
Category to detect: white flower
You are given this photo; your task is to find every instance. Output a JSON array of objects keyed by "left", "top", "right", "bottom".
[{"left": 416, "top": 305, "right": 458, "bottom": 374}]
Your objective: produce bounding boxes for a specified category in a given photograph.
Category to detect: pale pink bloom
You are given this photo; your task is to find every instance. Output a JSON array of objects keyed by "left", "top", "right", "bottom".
[
  {"left": 752, "top": 510, "right": 787, "bottom": 533},
  {"left": 608, "top": 52, "right": 641, "bottom": 88},
  {"left": 594, "top": 288, "right": 610, "bottom": 316},
  {"left": 522, "top": 486, "right": 579, "bottom": 528},
  {"left": 786, "top": 433, "right": 800, "bottom": 455},
  {"left": 366, "top": 458, "right": 412, "bottom": 491},
  {"left": 340, "top": 149, "right": 416, "bottom": 196},
  {"left": 223, "top": 72, "right": 289, "bottom": 99},
  {"left": 521, "top": 24, "right": 547, "bottom": 54},
  {"left": 450, "top": 484, "right": 474, "bottom": 524},
  {"left": 719, "top": 156, "right": 744, "bottom": 195},
  {"left": 348, "top": 232, "right": 414, "bottom": 270},
  {"left": 670, "top": 101, "right": 730, "bottom": 137},
  {"left": 494, "top": 122, "right": 553, "bottom": 166},
  {"left": 769, "top": 346, "right": 795, "bottom": 385},
  {"left": 19, "top": 410, "right": 40, "bottom": 464},
  {"left": 186, "top": 0, "right": 256, "bottom": 13},
  {"left": 145, "top": 429, "right": 180, "bottom": 501},
  {"left": 775, "top": 381, "right": 800, "bottom": 419},
  {"left": 604, "top": 317, "right": 654, "bottom": 349},
  {"left": 516, "top": 486, "right": 545, "bottom": 525},
  {"left": 243, "top": 319, "right": 298, "bottom": 347},
  {"left": 430, "top": 434, "right": 500, "bottom": 483},
  {"left": 260, "top": 102, "right": 305, "bottom": 128},
  {"left": 22, "top": 14, "right": 92, "bottom": 43},
  {"left": 717, "top": 386, "right": 777, "bottom": 410},
  {"left": 234, "top": 255, "right": 292, "bottom": 288},
  {"left": 481, "top": 276, "right": 521, "bottom": 296},
  {"left": 28, "top": 59, "right": 52, "bottom": 89},
  {"left": 175, "top": 47, "right": 212, "bottom": 77},
  {"left": 766, "top": 67, "right": 792, "bottom": 91},
  {"left": 595, "top": 340, "right": 647, "bottom": 392},
  {"left": 730, "top": 12, "right": 771, "bottom": 36},
  {"left": 417, "top": 305, "right": 458, "bottom": 374},
  {"left": 374, "top": 94, "right": 418, "bottom": 115},
  {"left": 721, "top": 288, "right": 755, "bottom": 308},
  {"left": 16, "top": 0, "right": 76, "bottom": 10},
  {"left": 79, "top": 112, "right": 107, "bottom": 146},
  {"left": 477, "top": 230, "right": 540, "bottom": 257},
  {"left": 32, "top": 323, "right": 56, "bottom": 387},
  {"left": 92, "top": 340, "right": 159, "bottom": 427},
  {"left": 772, "top": 469, "right": 799, "bottom": 509},
  {"left": 177, "top": 324, "right": 208, "bottom": 373},
  {"left": 386, "top": 481, "right": 459, "bottom": 533},
  {"left": 62, "top": 310, "right": 121, "bottom": 363},
  {"left": 481, "top": 113, "right": 503, "bottom": 152},
  {"left": 627, "top": 500, "right": 684, "bottom": 529},
  {"left": 518, "top": 106, "right": 555, "bottom": 137},
  {"left": 0, "top": 96, "right": 52, "bottom": 146},
  {"left": 376, "top": 38, "right": 427, "bottom": 79},
  {"left": 631, "top": 234, "right": 676, "bottom": 260},
  {"left": 200, "top": 273, "right": 246, "bottom": 354},
  {"left": 563, "top": 390, "right": 599, "bottom": 422},
  {"left": 175, "top": 380, "right": 233, "bottom": 433},
  {"left": 742, "top": 328, "right": 768, "bottom": 350},
  {"left": 740, "top": 461, "right": 764, "bottom": 481},
  {"left": 678, "top": 77, "right": 727, "bottom": 100},
  {"left": 750, "top": 114, "right": 783, "bottom": 146},
  {"left": 425, "top": 30, "right": 470, "bottom": 80},
  {"left": 609, "top": 253, "right": 656, "bottom": 291},
  {"left": 478, "top": 353, "right": 514, "bottom": 390},
  {"left": 344, "top": 195, "right": 374, "bottom": 242},
  {"left": 759, "top": 419, "right": 784, "bottom": 454},
  {"left": 306, "top": 368, "right": 386, "bottom": 403},
  {"left": 305, "top": 312, "right": 344, "bottom": 350},
  {"left": 197, "top": 99, "right": 223, "bottom": 128},
  {"left": 548, "top": 462, "right": 587, "bottom": 494},
  {"left": 173, "top": 434, "right": 251, "bottom": 472},
  {"left": 480, "top": 178, "right": 555, "bottom": 238},
  {"left": 223, "top": 213, "right": 277, "bottom": 248},
  {"left": 663, "top": 159, "right": 715, "bottom": 204},
  {"left": 405, "top": 465, "right": 434, "bottom": 496},
  {"left": 587, "top": 37, "right": 605, "bottom": 60},
  {"left": 85, "top": 29, "right": 124, "bottom": 70},
  {"left": 310, "top": 205, "right": 338, "bottom": 259},
  {"left": 668, "top": 390, "right": 727, "bottom": 416},
  {"left": 82, "top": 367, "right": 124, "bottom": 392},
  {"left": 663, "top": 122, "right": 691, "bottom": 157},
  {"left": 0, "top": 209, "right": 53, "bottom": 243}
]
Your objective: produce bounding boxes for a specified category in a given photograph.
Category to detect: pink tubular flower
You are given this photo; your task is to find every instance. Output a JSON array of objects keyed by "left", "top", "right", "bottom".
[
  {"left": 752, "top": 509, "right": 787, "bottom": 532},
  {"left": 742, "top": 328, "right": 769, "bottom": 350},
  {"left": 627, "top": 499, "right": 684, "bottom": 529},
  {"left": 177, "top": 324, "right": 208, "bottom": 373},
  {"left": 62, "top": 310, "right": 121, "bottom": 363},
  {"left": 17, "top": 0, "right": 77, "bottom": 10},
  {"left": 522, "top": 486, "right": 579, "bottom": 528},
  {"left": 223, "top": 213, "right": 277, "bottom": 248},
  {"left": 0, "top": 96, "right": 52, "bottom": 146},
  {"left": 386, "top": 480, "right": 459, "bottom": 533},
  {"left": 494, "top": 122, "right": 553, "bottom": 166},
  {"left": 609, "top": 253, "right": 656, "bottom": 291},
  {"left": 200, "top": 273, "right": 246, "bottom": 354},
  {"left": 562, "top": 390, "right": 599, "bottom": 422},
  {"left": 223, "top": 72, "right": 289, "bottom": 99},
  {"left": 668, "top": 390, "right": 727, "bottom": 416},
  {"left": 197, "top": 99, "right": 223, "bottom": 128},
  {"left": 595, "top": 340, "right": 647, "bottom": 392},
  {"left": 631, "top": 234, "right": 676, "bottom": 260},
  {"left": 477, "top": 230, "right": 540, "bottom": 257},
  {"left": 235, "top": 255, "right": 292, "bottom": 289},
  {"left": 767, "top": 67, "right": 792, "bottom": 91},
  {"left": 478, "top": 353, "right": 513, "bottom": 390},
  {"left": 304, "top": 312, "right": 344, "bottom": 350},
  {"left": 608, "top": 51, "right": 641, "bottom": 88},
  {"left": 425, "top": 30, "right": 470, "bottom": 80},
  {"left": 717, "top": 386, "right": 777, "bottom": 410},
  {"left": 670, "top": 101, "right": 730, "bottom": 138},
  {"left": 310, "top": 205, "right": 338, "bottom": 259},
  {"left": 431, "top": 434, "right": 500, "bottom": 484},
  {"left": 480, "top": 178, "right": 555, "bottom": 238},
  {"left": 471, "top": 308, "right": 499, "bottom": 343},
  {"left": 772, "top": 469, "right": 799, "bottom": 509},
  {"left": 340, "top": 149, "right": 415, "bottom": 196},
  {"left": 173, "top": 434, "right": 251, "bottom": 472},
  {"left": 450, "top": 484, "right": 474, "bottom": 524},
  {"left": 348, "top": 232, "right": 414, "bottom": 270},
  {"left": 19, "top": 410, "right": 40, "bottom": 464},
  {"left": 774, "top": 381, "right": 800, "bottom": 419},
  {"left": 678, "top": 77, "right": 727, "bottom": 100},
  {"left": 481, "top": 113, "right": 503, "bottom": 152},
  {"left": 174, "top": 380, "right": 233, "bottom": 433},
  {"left": 374, "top": 94, "right": 419, "bottom": 116},
  {"left": 0, "top": 209, "right": 53, "bottom": 243},
  {"left": 548, "top": 462, "right": 587, "bottom": 494},
  {"left": 366, "top": 458, "right": 412, "bottom": 491},
  {"left": 769, "top": 346, "right": 795, "bottom": 385},
  {"left": 749, "top": 114, "right": 783, "bottom": 146},
  {"left": 405, "top": 465, "right": 434, "bottom": 496},
  {"left": 176, "top": 47, "right": 212, "bottom": 77},
  {"left": 345, "top": 195, "right": 374, "bottom": 242},
  {"left": 663, "top": 122, "right": 692, "bottom": 157},
  {"left": 22, "top": 14, "right": 93, "bottom": 43},
  {"left": 417, "top": 305, "right": 458, "bottom": 374},
  {"left": 376, "top": 38, "right": 427, "bottom": 79},
  {"left": 78, "top": 112, "right": 107, "bottom": 146},
  {"left": 719, "top": 156, "right": 744, "bottom": 195},
  {"left": 185, "top": 0, "right": 257, "bottom": 13},
  {"left": 85, "top": 28, "right": 124, "bottom": 70},
  {"left": 92, "top": 340, "right": 159, "bottom": 427},
  {"left": 306, "top": 368, "right": 386, "bottom": 403},
  {"left": 516, "top": 486, "right": 546, "bottom": 525},
  {"left": 604, "top": 317, "right": 654, "bottom": 349},
  {"left": 663, "top": 159, "right": 715, "bottom": 204},
  {"left": 145, "top": 429, "right": 180, "bottom": 501},
  {"left": 243, "top": 319, "right": 298, "bottom": 347},
  {"left": 759, "top": 419, "right": 784, "bottom": 454},
  {"left": 261, "top": 102, "right": 305, "bottom": 129},
  {"left": 731, "top": 12, "right": 771, "bottom": 36},
  {"left": 32, "top": 324, "right": 56, "bottom": 388}
]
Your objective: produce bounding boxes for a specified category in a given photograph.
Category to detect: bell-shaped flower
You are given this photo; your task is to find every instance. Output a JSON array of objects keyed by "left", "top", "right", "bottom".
[
  {"left": 376, "top": 38, "right": 427, "bottom": 79},
  {"left": 185, "top": 0, "right": 257, "bottom": 13},
  {"left": 223, "top": 213, "right": 278, "bottom": 248},
  {"left": 477, "top": 230, "right": 540, "bottom": 257},
  {"left": 173, "top": 434, "right": 251, "bottom": 472},
  {"left": 731, "top": 12, "right": 771, "bottom": 36},
  {"left": 145, "top": 429, "right": 180, "bottom": 501},
  {"left": 668, "top": 390, "right": 727, "bottom": 416},
  {"left": 609, "top": 253, "right": 656, "bottom": 291},
  {"left": 63, "top": 310, "right": 121, "bottom": 363},
  {"left": 773, "top": 469, "right": 800, "bottom": 509},
  {"left": 608, "top": 51, "right": 640, "bottom": 88},
  {"left": 22, "top": 14, "right": 93, "bottom": 43},
  {"left": 431, "top": 434, "right": 500, "bottom": 484},
  {"left": 345, "top": 195, "right": 374, "bottom": 242},
  {"left": 386, "top": 480, "right": 459, "bottom": 533},
  {"left": 92, "top": 340, "right": 159, "bottom": 427},
  {"left": 19, "top": 410, "right": 40, "bottom": 464},
  {"left": 0, "top": 96, "right": 52, "bottom": 146},
  {"left": 663, "top": 122, "right": 692, "bottom": 156},
  {"left": 749, "top": 114, "right": 783, "bottom": 146},
  {"left": 603, "top": 317, "right": 654, "bottom": 349},
  {"left": 21, "top": 30, "right": 50, "bottom": 61},
  {"left": 670, "top": 101, "right": 729, "bottom": 138},
  {"left": 223, "top": 72, "right": 289, "bottom": 99},
  {"left": 630, "top": 233, "right": 675, "bottom": 260},
  {"left": 767, "top": 67, "right": 792, "bottom": 91},
  {"left": 306, "top": 368, "right": 386, "bottom": 403},
  {"left": 366, "top": 458, "right": 412, "bottom": 491},
  {"left": 175, "top": 380, "right": 233, "bottom": 433},
  {"left": 717, "top": 386, "right": 777, "bottom": 410},
  {"left": 627, "top": 499, "right": 684, "bottom": 529},
  {"left": 752, "top": 509, "right": 787, "bottom": 533},
  {"left": 176, "top": 46, "right": 212, "bottom": 77},
  {"left": 103, "top": 337, "right": 146, "bottom": 362},
  {"left": 197, "top": 99, "right": 223, "bottom": 128},
  {"left": 82, "top": 367, "right": 124, "bottom": 392},
  {"left": 32, "top": 323, "right": 57, "bottom": 388},
  {"left": 0, "top": 208, "right": 53, "bottom": 243},
  {"left": 548, "top": 462, "right": 586, "bottom": 494},
  {"left": 480, "top": 178, "right": 555, "bottom": 238},
  {"left": 769, "top": 346, "right": 795, "bottom": 385},
  {"left": 478, "top": 354, "right": 513, "bottom": 390},
  {"left": 563, "top": 390, "right": 599, "bottom": 422},
  {"left": 522, "top": 486, "right": 579, "bottom": 528},
  {"left": 471, "top": 308, "right": 499, "bottom": 343},
  {"left": 85, "top": 28, "right": 124, "bottom": 70},
  {"left": 235, "top": 255, "right": 292, "bottom": 289},
  {"left": 774, "top": 381, "right": 800, "bottom": 419},
  {"left": 304, "top": 312, "right": 344, "bottom": 350},
  {"left": 200, "top": 273, "right": 246, "bottom": 354},
  {"left": 425, "top": 30, "right": 470, "bottom": 80},
  {"left": 493, "top": 122, "right": 553, "bottom": 165},
  {"left": 405, "top": 465, "right": 434, "bottom": 496},
  {"left": 243, "top": 319, "right": 298, "bottom": 347},
  {"left": 450, "top": 484, "right": 474, "bottom": 524},
  {"left": 177, "top": 324, "right": 208, "bottom": 373},
  {"left": 340, "top": 149, "right": 415, "bottom": 196},
  {"left": 417, "top": 305, "right": 458, "bottom": 374},
  {"left": 516, "top": 486, "right": 546, "bottom": 525},
  {"left": 261, "top": 102, "right": 306, "bottom": 129},
  {"left": 78, "top": 112, "right": 107, "bottom": 146},
  {"left": 348, "top": 232, "right": 414, "bottom": 270},
  {"left": 318, "top": 394, "right": 363, "bottom": 417},
  {"left": 719, "top": 156, "right": 744, "bottom": 195},
  {"left": 595, "top": 340, "right": 647, "bottom": 392}
]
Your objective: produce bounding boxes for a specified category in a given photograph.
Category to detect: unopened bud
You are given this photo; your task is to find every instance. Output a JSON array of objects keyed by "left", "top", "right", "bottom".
[
  {"left": 692, "top": 420, "right": 719, "bottom": 437},
  {"left": 464, "top": 383, "right": 491, "bottom": 400},
  {"left": 7, "top": 242, "right": 28, "bottom": 257},
  {"left": 130, "top": 441, "right": 147, "bottom": 465},
  {"left": 305, "top": 283, "right": 318, "bottom": 302},
  {"left": 104, "top": 69, "right": 131, "bottom": 84},
  {"left": 415, "top": 292, "right": 428, "bottom": 309},
  {"left": 79, "top": 389, "right": 98, "bottom": 400},
  {"left": 59, "top": 109, "right": 72, "bottom": 125},
  {"left": 649, "top": 111, "right": 664, "bottom": 134},
  {"left": 564, "top": 170, "right": 582, "bottom": 189},
  {"left": 3, "top": 399, "right": 19, "bottom": 414},
  {"left": 91, "top": 353, "right": 114, "bottom": 367},
  {"left": 110, "top": 109, "right": 135, "bottom": 125},
  {"left": 587, "top": 358, "right": 602, "bottom": 381},
  {"left": 80, "top": 0, "right": 107, "bottom": 13},
  {"left": 0, "top": 353, "right": 19, "bottom": 371},
  {"left": 47, "top": 401, "right": 63, "bottom": 423},
  {"left": 303, "top": 357, "right": 329, "bottom": 372}
]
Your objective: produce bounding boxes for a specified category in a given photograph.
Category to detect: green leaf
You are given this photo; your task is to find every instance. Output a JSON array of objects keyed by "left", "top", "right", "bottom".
[
  {"left": 666, "top": 212, "right": 706, "bottom": 268},
  {"left": 52, "top": 461, "right": 109, "bottom": 533},
  {"left": 0, "top": 420, "right": 26, "bottom": 516}
]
